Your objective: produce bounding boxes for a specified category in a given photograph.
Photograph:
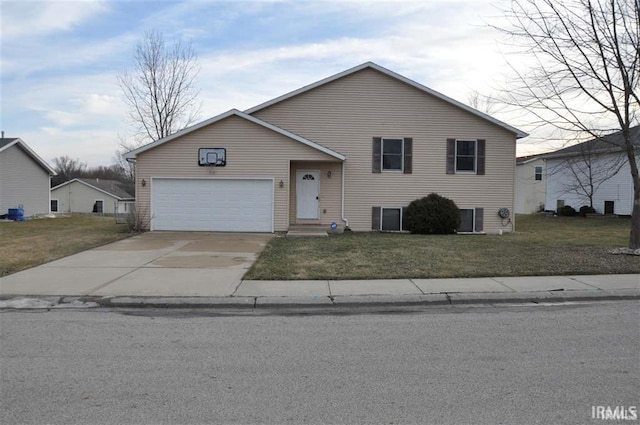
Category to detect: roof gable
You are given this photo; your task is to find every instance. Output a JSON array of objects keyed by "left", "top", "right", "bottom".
[
  {"left": 51, "top": 178, "right": 134, "bottom": 200},
  {"left": 0, "top": 138, "right": 56, "bottom": 175},
  {"left": 244, "top": 62, "right": 528, "bottom": 139},
  {"left": 125, "top": 109, "right": 345, "bottom": 160}
]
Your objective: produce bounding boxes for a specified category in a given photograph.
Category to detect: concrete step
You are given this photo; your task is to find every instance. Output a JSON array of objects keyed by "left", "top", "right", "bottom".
[{"left": 286, "top": 230, "right": 328, "bottom": 237}]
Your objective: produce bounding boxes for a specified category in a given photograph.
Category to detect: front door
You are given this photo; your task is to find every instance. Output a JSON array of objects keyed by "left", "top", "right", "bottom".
[{"left": 296, "top": 170, "right": 320, "bottom": 219}]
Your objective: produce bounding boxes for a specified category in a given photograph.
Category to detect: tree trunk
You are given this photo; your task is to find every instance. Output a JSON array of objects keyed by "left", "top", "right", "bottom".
[
  {"left": 630, "top": 178, "right": 640, "bottom": 249},
  {"left": 626, "top": 149, "right": 640, "bottom": 250}
]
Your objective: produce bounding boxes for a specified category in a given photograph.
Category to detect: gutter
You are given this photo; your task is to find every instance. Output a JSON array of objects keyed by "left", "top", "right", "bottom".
[{"left": 341, "top": 161, "right": 349, "bottom": 229}]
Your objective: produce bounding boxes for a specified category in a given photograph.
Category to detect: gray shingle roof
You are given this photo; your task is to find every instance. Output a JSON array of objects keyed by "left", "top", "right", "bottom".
[
  {"left": 78, "top": 178, "right": 134, "bottom": 199},
  {"left": 543, "top": 126, "right": 639, "bottom": 159},
  {"left": 0, "top": 138, "right": 19, "bottom": 149}
]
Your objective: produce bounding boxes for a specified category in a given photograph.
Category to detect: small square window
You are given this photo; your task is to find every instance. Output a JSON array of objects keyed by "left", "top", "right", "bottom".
[
  {"left": 382, "top": 138, "right": 403, "bottom": 171},
  {"left": 459, "top": 209, "right": 474, "bottom": 232},
  {"left": 535, "top": 166, "right": 543, "bottom": 181},
  {"left": 456, "top": 140, "right": 476, "bottom": 172},
  {"left": 381, "top": 207, "right": 403, "bottom": 231}
]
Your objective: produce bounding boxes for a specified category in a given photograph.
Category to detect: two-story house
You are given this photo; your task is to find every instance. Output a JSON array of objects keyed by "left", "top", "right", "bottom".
[{"left": 125, "top": 62, "right": 527, "bottom": 233}]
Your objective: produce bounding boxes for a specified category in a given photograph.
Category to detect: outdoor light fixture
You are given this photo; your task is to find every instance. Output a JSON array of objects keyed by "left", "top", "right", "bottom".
[
  {"left": 327, "top": 171, "right": 332, "bottom": 178},
  {"left": 279, "top": 180, "right": 284, "bottom": 188},
  {"left": 141, "top": 179, "right": 146, "bottom": 187}
]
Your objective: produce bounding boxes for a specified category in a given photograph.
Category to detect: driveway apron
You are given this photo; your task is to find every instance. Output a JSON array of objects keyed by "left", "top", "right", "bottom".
[{"left": 0, "top": 232, "right": 271, "bottom": 297}]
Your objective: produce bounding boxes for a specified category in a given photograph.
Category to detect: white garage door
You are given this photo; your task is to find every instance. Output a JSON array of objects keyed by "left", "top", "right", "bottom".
[{"left": 152, "top": 178, "right": 273, "bottom": 232}]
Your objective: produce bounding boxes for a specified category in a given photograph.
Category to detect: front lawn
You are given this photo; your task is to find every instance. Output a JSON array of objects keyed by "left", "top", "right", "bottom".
[
  {"left": 0, "top": 216, "right": 130, "bottom": 277},
  {"left": 245, "top": 215, "right": 640, "bottom": 280}
]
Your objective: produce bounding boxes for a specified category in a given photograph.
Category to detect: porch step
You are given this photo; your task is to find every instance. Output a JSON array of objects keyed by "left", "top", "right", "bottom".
[
  {"left": 286, "top": 225, "right": 330, "bottom": 237},
  {"left": 286, "top": 230, "right": 328, "bottom": 237}
]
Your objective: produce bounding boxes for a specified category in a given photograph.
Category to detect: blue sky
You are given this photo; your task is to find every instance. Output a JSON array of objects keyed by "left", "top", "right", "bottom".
[{"left": 1, "top": 0, "right": 544, "bottom": 167}]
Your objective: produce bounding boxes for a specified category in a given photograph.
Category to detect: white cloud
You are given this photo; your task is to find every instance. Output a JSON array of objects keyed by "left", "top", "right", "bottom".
[
  {"left": 3, "top": 0, "right": 545, "bottom": 166},
  {"left": 1, "top": 1, "right": 109, "bottom": 39}
]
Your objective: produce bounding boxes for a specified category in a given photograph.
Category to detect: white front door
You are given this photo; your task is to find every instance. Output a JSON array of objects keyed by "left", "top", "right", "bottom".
[{"left": 296, "top": 170, "right": 320, "bottom": 219}]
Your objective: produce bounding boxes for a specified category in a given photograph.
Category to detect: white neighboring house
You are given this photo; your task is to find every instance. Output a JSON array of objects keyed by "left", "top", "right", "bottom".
[
  {"left": 0, "top": 137, "right": 56, "bottom": 217},
  {"left": 544, "top": 126, "right": 640, "bottom": 215},
  {"left": 50, "top": 178, "right": 134, "bottom": 215},
  {"left": 515, "top": 155, "right": 546, "bottom": 214}
]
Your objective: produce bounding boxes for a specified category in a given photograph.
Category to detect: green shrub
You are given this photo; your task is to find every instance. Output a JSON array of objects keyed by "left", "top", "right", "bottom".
[
  {"left": 405, "top": 193, "right": 461, "bottom": 234},
  {"left": 558, "top": 205, "right": 577, "bottom": 216},
  {"left": 579, "top": 205, "right": 596, "bottom": 217}
]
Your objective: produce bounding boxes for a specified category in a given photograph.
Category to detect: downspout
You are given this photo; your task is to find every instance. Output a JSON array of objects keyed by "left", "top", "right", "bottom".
[{"left": 341, "top": 160, "right": 349, "bottom": 229}]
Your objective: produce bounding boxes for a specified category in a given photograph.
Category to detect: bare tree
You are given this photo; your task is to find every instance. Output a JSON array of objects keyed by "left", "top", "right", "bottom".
[
  {"left": 467, "top": 90, "right": 497, "bottom": 115},
  {"left": 51, "top": 156, "right": 87, "bottom": 186},
  {"left": 117, "top": 30, "right": 201, "bottom": 144},
  {"left": 496, "top": 0, "right": 640, "bottom": 248}
]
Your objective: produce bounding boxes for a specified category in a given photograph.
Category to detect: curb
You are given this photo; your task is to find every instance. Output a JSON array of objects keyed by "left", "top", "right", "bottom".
[
  {"left": 1, "top": 290, "right": 637, "bottom": 310},
  {"left": 97, "top": 289, "right": 640, "bottom": 308}
]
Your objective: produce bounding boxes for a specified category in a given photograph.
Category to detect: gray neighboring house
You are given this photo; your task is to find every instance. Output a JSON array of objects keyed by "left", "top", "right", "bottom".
[
  {"left": 544, "top": 126, "right": 639, "bottom": 215},
  {"left": 50, "top": 178, "right": 134, "bottom": 215},
  {"left": 0, "top": 138, "right": 56, "bottom": 217}
]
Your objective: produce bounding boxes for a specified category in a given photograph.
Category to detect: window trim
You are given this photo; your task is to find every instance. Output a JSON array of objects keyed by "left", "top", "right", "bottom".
[
  {"left": 51, "top": 199, "right": 59, "bottom": 213},
  {"left": 458, "top": 208, "right": 475, "bottom": 233},
  {"left": 381, "top": 137, "right": 404, "bottom": 172},
  {"left": 380, "top": 206, "right": 404, "bottom": 231},
  {"left": 534, "top": 166, "right": 543, "bottom": 181},
  {"left": 455, "top": 139, "right": 477, "bottom": 174}
]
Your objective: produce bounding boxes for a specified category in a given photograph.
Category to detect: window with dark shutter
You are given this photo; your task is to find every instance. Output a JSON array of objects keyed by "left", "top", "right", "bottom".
[
  {"left": 456, "top": 140, "right": 476, "bottom": 172},
  {"left": 382, "top": 138, "right": 403, "bottom": 171}
]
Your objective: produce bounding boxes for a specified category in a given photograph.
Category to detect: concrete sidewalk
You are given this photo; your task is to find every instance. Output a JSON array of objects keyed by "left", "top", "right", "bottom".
[{"left": 1, "top": 274, "right": 638, "bottom": 309}]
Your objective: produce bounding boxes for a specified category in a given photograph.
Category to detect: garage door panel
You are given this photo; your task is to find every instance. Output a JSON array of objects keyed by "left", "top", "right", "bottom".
[{"left": 152, "top": 179, "right": 273, "bottom": 232}]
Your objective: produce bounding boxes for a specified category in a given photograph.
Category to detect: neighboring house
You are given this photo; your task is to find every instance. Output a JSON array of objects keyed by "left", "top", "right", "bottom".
[
  {"left": 0, "top": 137, "right": 56, "bottom": 217},
  {"left": 125, "top": 62, "right": 527, "bottom": 233},
  {"left": 544, "top": 126, "right": 639, "bottom": 215},
  {"left": 50, "top": 178, "right": 134, "bottom": 215},
  {"left": 515, "top": 155, "right": 546, "bottom": 214}
]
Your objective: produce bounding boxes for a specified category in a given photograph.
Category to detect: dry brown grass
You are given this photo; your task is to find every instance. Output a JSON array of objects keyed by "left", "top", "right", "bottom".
[
  {"left": 245, "top": 214, "right": 640, "bottom": 280},
  {"left": 0, "top": 216, "right": 130, "bottom": 277}
]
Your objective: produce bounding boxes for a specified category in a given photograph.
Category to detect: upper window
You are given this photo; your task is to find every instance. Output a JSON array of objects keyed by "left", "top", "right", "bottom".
[
  {"left": 382, "top": 138, "right": 403, "bottom": 171},
  {"left": 456, "top": 140, "right": 476, "bottom": 172},
  {"left": 534, "top": 166, "right": 543, "bottom": 181}
]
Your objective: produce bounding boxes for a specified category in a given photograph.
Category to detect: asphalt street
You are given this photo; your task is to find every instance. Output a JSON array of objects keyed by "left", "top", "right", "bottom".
[{"left": 1, "top": 302, "right": 638, "bottom": 425}]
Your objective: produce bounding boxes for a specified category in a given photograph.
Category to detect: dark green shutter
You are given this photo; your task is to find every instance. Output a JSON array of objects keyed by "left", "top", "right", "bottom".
[
  {"left": 372, "top": 137, "right": 381, "bottom": 173},
  {"left": 403, "top": 137, "right": 412, "bottom": 174},
  {"left": 372, "top": 207, "right": 381, "bottom": 230},
  {"left": 446, "top": 138, "right": 455, "bottom": 174}
]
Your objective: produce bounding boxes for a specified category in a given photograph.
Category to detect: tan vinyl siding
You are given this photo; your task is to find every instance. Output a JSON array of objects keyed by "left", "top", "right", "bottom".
[
  {"left": 0, "top": 144, "right": 50, "bottom": 217},
  {"left": 135, "top": 115, "right": 338, "bottom": 231},
  {"left": 290, "top": 161, "right": 342, "bottom": 226},
  {"left": 253, "top": 68, "right": 517, "bottom": 233},
  {"left": 51, "top": 181, "right": 120, "bottom": 214}
]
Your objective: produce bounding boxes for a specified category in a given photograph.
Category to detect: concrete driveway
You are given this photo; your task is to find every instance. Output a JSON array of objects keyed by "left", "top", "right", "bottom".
[{"left": 0, "top": 232, "right": 272, "bottom": 297}]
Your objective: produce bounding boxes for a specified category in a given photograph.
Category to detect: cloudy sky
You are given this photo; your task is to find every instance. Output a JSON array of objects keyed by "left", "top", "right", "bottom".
[{"left": 1, "top": 0, "right": 550, "bottom": 167}]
